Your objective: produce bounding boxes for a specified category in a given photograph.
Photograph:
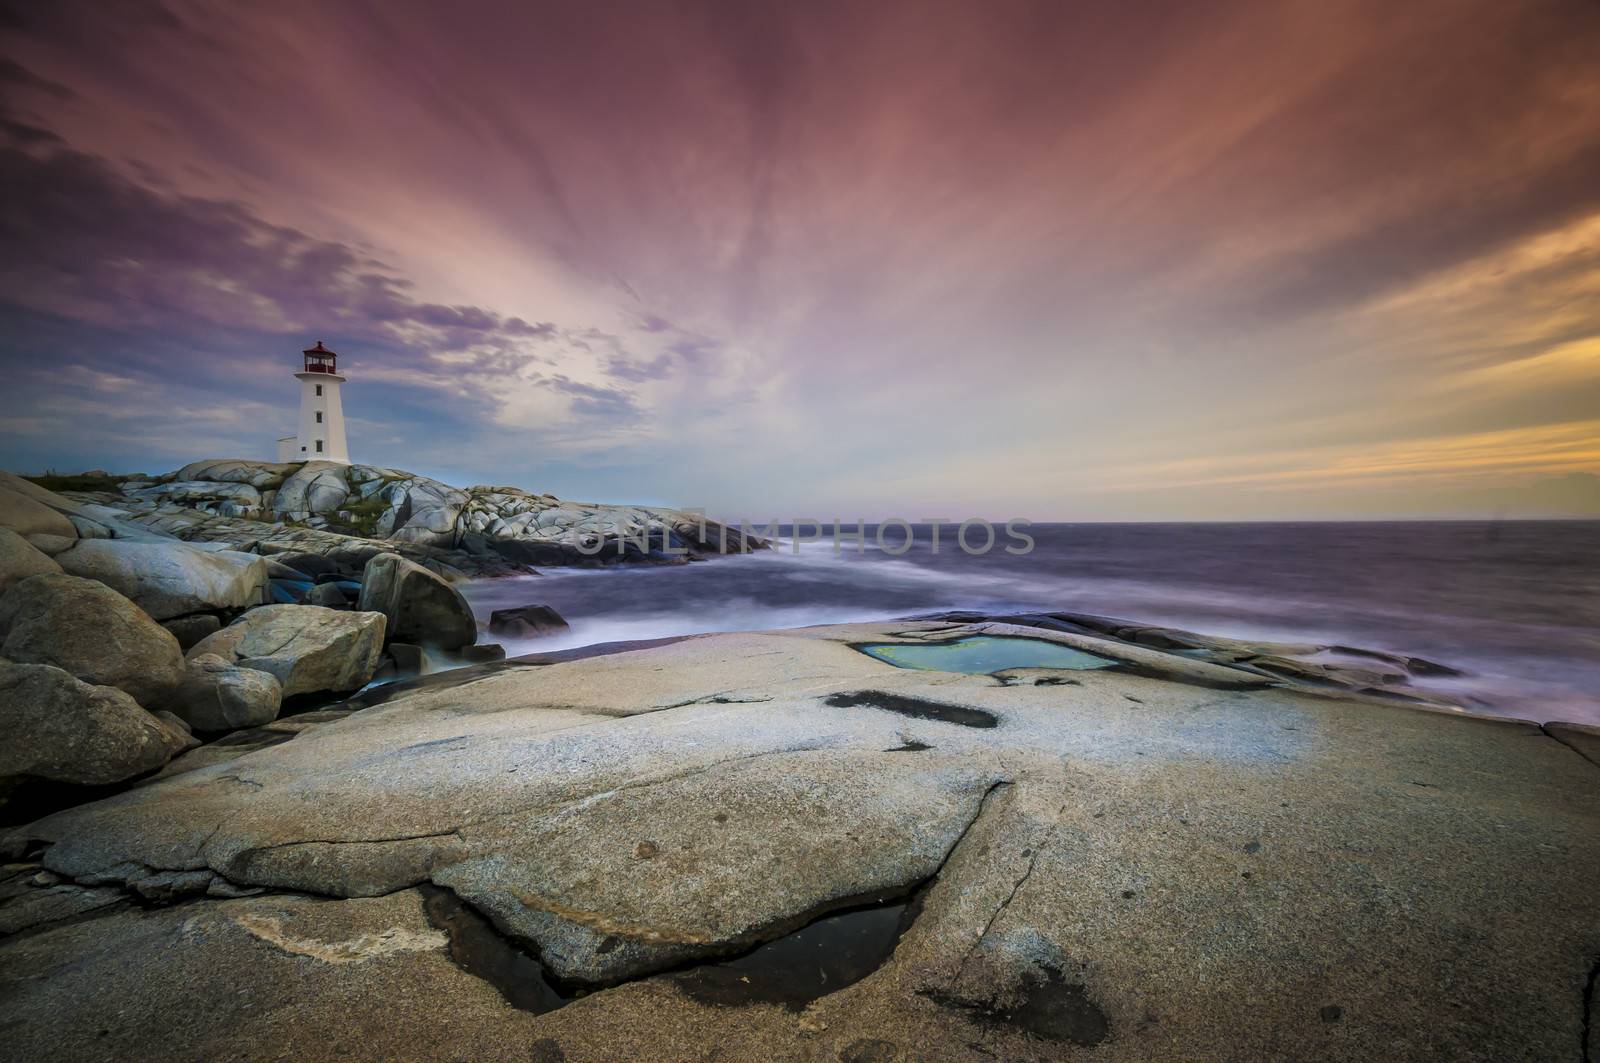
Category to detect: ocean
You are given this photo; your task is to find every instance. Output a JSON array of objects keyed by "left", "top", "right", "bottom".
[{"left": 462, "top": 521, "right": 1600, "bottom": 726}]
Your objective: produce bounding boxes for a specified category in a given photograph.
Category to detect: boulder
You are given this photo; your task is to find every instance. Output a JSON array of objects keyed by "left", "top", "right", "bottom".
[
  {"left": 385, "top": 642, "right": 436, "bottom": 681},
  {"left": 188, "top": 604, "right": 386, "bottom": 697},
  {"left": 269, "top": 578, "right": 313, "bottom": 604},
  {"left": 127, "top": 480, "right": 263, "bottom": 508},
  {"left": 166, "top": 653, "right": 283, "bottom": 732},
  {"left": 387, "top": 478, "right": 469, "bottom": 547},
  {"left": 0, "top": 574, "right": 185, "bottom": 706},
  {"left": 0, "top": 527, "right": 62, "bottom": 594},
  {"left": 358, "top": 553, "right": 476, "bottom": 650},
  {"left": 54, "top": 539, "right": 269, "bottom": 620},
  {"left": 0, "top": 660, "right": 189, "bottom": 785},
  {"left": 488, "top": 603, "right": 569, "bottom": 639},
  {"left": 0, "top": 472, "right": 77, "bottom": 538},
  {"left": 457, "top": 643, "right": 506, "bottom": 664},
  {"left": 148, "top": 710, "right": 201, "bottom": 753},
  {"left": 23, "top": 533, "right": 76, "bottom": 556},
  {"left": 273, "top": 462, "right": 351, "bottom": 519},
  {"left": 272, "top": 551, "right": 339, "bottom": 578},
  {"left": 306, "top": 582, "right": 351, "bottom": 608},
  {"left": 172, "top": 459, "right": 300, "bottom": 489},
  {"left": 160, "top": 613, "right": 222, "bottom": 651}
]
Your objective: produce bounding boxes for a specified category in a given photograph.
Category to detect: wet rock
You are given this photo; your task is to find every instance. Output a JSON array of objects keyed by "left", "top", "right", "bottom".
[
  {"left": 0, "top": 526, "right": 62, "bottom": 594},
  {"left": 165, "top": 653, "right": 283, "bottom": 732},
  {"left": 671, "top": 890, "right": 919, "bottom": 1009},
  {"left": 825, "top": 690, "right": 997, "bottom": 728},
  {"left": 927, "top": 964, "right": 1111, "bottom": 1046},
  {"left": 269, "top": 577, "right": 312, "bottom": 604},
  {"left": 488, "top": 604, "right": 569, "bottom": 639},
  {"left": 358, "top": 552, "right": 476, "bottom": 650},
  {"left": 53, "top": 539, "right": 269, "bottom": 620},
  {"left": 456, "top": 643, "right": 506, "bottom": 665},
  {"left": 419, "top": 884, "right": 569, "bottom": 1014},
  {"left": 386, "top": 642, "right": 435, "bottom": 681},
  {"left": 272, "top": 551, "right": 340, "bottom": 578},
  {"left": 0, "top": 573, "right": 185, "bottom": 705},
  {"left": 306, "top": 581, "right": 352, "bottom": 608},
  {"left": 188, "top": 604, "right": 386, "bottom": 696},
  {"left": 0, "top": 660, "right": 189, "bottom": 786},
  {"left": 160, "top": 613, "right": 222, "bottom": 651}
]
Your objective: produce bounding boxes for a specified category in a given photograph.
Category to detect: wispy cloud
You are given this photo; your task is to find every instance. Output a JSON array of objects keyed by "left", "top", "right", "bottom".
[{"left": 0, "top": 0, "right": 1597, "bottom": 516}]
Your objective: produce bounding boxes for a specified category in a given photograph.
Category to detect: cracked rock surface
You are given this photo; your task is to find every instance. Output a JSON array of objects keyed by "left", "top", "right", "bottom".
[{"left": 3, "top": 618, "right": 1600, "bottom": 1061}]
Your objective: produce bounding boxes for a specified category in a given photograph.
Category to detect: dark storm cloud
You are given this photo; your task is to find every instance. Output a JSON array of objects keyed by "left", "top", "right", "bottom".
[{"left": 0, "top": 127, "right": 651, "bottom": 420}]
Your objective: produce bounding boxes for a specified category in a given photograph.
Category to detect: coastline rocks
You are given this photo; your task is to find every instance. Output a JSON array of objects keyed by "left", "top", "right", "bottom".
[
  {"left": 166, "top": 654, "right": 283, "bottom": 732},
  {"left": 358, "top": 553, "right": 476, "bottom": 650},
  {"left": 82, "top": 459, "right": 766, "bottom": 573},
  {"left": 305, "top": 582, "right": 353, "bottom": 608},
  {"left": 125, "top": 480, "right": 263, "bottom": 517},
  {"left": 273, "top": 462, "right": 350, "bottom": 520},
  {"left": 172, "top": 459, "right": 298, "bottom": 489},
  {"left": 488, "top": 603, "right": 569, "bottom": 639},
  {"left": 0, "top": 527, "right": 62, "bottom": 593},
  {"left": 159, "top": 613, "right": 222, "bottom": 651},
  {"left": 188, "top": 604, "right": 386, "bottom": 696},
  {"left": 384, "top": 642, "right": 435, "bottom": 681},
  {"left": 22, "top": 534, "right": 76, "bottom": 557},
  {"left": 270, "top": 551, "right": 339, "bottom": 579},
  {"left": 0, "top": 574, "right": 185, "bottom": 706},
  {"left": 386, "top": 479, "right": 470, "bottom": 547},
  {"left": 53, "top": 540, "right": 269, "bottom": 620},
  {"left": 0, "top": 473, "right": 77, "bottom": 538},
  {"left": 0, "top": 660, "right": 189, "bottom": 785},
  {"left": 456, "top": 642, "right": 506, "bottom": 664},
  {"left": 3, "top": 619, "right": 1600, "bottom": 1060}
]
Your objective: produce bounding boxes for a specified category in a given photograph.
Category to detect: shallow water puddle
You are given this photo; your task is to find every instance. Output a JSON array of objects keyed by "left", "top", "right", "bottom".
[
  {"left": 825, "top": 690, "right": 997, "bottom": 728},
  {"left": 420, "top": 885, "right": 570, "bottom": 1014},
  {"left": 421, "top": 885, "right": 918, "bottom": 1014},
  {"left": 859, "top": 636, "right": 1120, "bottom": 675},
  {"left": 670, "top": 895, "right": 915, "bottom": 1009}
]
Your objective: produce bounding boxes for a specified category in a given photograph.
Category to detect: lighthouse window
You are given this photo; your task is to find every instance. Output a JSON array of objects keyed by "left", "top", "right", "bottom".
[
  {"left": 315, "top": 411, "right": 323, "bottom": 423},
  {"left": 315, "top": 385, "right": 323, "bottom": 397},
  {"left": 315, "top": 440, "right": 323, "bottom": 453}
]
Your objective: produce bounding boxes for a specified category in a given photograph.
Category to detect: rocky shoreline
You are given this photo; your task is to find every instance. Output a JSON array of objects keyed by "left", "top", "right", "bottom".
[
  {"left": 33, "top": 459, "right": 764, "bottom": 579},
  {"left": 1, "top": 513, "right": 1597, "bottom": 1063},
  {"left": 0, "top": 462, "right": 765, "bottom": 804}
]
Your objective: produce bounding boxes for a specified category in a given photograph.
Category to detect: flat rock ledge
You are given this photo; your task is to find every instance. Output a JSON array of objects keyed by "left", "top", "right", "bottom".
[{"left": 2, "top": 617, "right": 1598, "bottom": 1062}]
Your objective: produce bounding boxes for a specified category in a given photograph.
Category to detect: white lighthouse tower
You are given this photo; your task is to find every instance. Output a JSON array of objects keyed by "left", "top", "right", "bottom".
[{"left": 275, "top": 341, "right": 350, "bottom": 463}]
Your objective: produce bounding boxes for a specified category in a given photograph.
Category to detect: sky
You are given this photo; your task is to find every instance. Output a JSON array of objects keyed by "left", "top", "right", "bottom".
[{"left": 1, "top": 0, "right": 1598, "bottom": 521}]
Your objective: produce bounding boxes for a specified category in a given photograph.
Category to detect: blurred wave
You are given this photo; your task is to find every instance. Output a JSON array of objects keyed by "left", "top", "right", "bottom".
[{"left": 463, "top": 521, "right": 1600, "bottom": 725}]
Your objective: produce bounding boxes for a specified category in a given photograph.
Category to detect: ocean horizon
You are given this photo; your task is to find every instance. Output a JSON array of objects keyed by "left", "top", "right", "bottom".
[{"left": 466, "top": 519, "right": 1600, "bottom": 727}]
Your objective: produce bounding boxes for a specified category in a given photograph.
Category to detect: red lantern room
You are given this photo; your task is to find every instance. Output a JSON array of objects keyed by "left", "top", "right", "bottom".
[{"left": 302, "top": 340, "right": 338, "bottom": 374}]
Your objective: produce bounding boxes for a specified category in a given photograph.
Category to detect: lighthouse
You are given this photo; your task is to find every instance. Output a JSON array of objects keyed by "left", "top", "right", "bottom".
[{"left": 275, "top": 341, "right": 350, "bottom": 464}]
